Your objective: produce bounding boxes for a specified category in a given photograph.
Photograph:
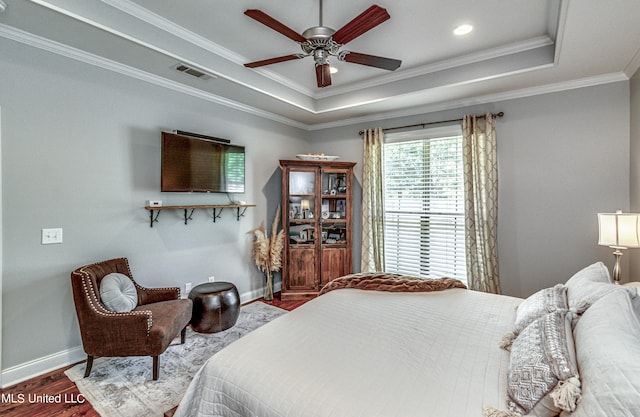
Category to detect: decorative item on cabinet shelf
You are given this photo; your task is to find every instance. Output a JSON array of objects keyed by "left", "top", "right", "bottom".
[
  {"left": 300, "top": 199, "right": 314, "bottom": 219},
  {"left": 249, "top": 205, "right": 284, "bottom": 301},
  {"left": 323, "top": 172, "right": 348, "bottom": 194},
  {"left": 296, "top": 153, "right": 340, "bottom": 161},
  {"left": 289, "top": 225, "right": 315, "bottom": 244}
]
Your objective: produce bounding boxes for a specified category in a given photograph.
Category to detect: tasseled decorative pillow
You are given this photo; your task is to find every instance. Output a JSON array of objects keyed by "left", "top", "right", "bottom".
[
  {"left": 499, "top": 284, "right": 568, "bottom": 351},
  {"left": 486, "top": 309, "right": 581, "bottom": 417}
]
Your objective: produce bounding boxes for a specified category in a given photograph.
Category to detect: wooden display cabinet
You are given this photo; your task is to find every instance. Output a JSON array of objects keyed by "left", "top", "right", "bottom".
[{"left": 280, "top": 159, "right": 356, "bottom": 300}]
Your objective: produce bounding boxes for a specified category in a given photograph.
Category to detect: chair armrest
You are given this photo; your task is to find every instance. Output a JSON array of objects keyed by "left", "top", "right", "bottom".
[
  {"left": 80, "top": 309, "right": 154, "bottom": 355},
  {"left": 137, "top": 286, "right": 181, "bottom": 305}
]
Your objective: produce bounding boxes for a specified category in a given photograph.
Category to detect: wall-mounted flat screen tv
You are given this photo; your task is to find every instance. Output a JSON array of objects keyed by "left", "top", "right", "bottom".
[{"left": 161, "top": 131, "right": 245, "bottom": 193}]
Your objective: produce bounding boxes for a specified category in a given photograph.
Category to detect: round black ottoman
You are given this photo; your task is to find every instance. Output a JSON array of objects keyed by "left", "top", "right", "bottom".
[{"left": 188, "top": 282, "right": 240, "bottom": 333}]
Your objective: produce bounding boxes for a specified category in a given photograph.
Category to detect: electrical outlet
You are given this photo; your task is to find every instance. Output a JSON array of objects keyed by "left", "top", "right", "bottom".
[
  {"left": 208, "top": 276, "right": 215, "bottom": 282},
  {"left": 185, "top": 282, "right": 192, "bottom": 294},
  {"left": 42, "top": 228, "right": 63, "bottom": 245}
]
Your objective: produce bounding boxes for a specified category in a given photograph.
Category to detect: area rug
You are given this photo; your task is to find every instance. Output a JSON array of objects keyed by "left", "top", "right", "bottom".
[{"left": 65, "top": 302, "right": 287, "bottom": 417}]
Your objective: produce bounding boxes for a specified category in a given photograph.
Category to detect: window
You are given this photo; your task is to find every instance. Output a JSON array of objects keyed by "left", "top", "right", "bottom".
[
  {"left": 383, "top": 125, "right": 467, "bottom": 284},
  {"left": 223, "top": 149, "right": 245, "bottom": 193}
]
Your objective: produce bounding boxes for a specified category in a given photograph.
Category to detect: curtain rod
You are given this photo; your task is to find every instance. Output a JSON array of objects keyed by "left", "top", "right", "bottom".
[{"left": 358, "top": 111, "right": 504, "bottom": 136}]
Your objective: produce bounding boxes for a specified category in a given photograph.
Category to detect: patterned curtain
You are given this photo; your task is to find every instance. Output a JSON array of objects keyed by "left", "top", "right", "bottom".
[
  {"left": 361, "top": 128, "right": 385, "bottom": 272},
  {"left": 462, "top": 114, "right": 501, "bottom": 294}
]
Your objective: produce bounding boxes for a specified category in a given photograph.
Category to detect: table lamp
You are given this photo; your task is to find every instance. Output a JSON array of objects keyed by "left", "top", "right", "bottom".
[
  {"left": 301, "top": 199, "right": 310, "bottom": 219},
  {"left": 598, "top": 210, "right": 640, "bottom": 283}
]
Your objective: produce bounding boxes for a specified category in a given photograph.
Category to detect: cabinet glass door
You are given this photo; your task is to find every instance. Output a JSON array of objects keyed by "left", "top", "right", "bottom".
[
  {"left": 288, "top": 170, "right": 316, "bottom": 246},
  {"left": 320, "top": 170, "right": 348, "bottom": 247}
]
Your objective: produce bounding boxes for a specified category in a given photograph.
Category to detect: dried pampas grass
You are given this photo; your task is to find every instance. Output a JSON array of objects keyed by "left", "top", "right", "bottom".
[{"left": 249, "top": 205, "right": 284, "bottom": 300}]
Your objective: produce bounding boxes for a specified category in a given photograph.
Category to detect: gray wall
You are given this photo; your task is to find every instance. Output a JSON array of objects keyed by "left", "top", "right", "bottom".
[
  {"left": 309, "top": 82, "right": 631, "bottom": 297},
  {"left": 0, "top": 40, "right": 307, "bottom": 375}
]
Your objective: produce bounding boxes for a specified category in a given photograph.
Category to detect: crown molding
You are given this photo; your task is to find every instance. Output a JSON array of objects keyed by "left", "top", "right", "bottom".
[
  {"left": 28, "top": 0, "right": 317, "bottom": 113},
  {"left": 20, "top": 0, "right": 572, "bottom": 116},
  {"left": 551, "top": 0, "right": 569, "bottom": 64},
  {"left": 91, "top": 0, "right": 562, "bottom": 103},
  {"left": 315, "top": 35, "right": 555, "bottom": 99},
  {"left": 307, "top": 72, "right": 629, "bottom": 131},
  {"left": 0, "top": 21, "right": 629, "bottom": 133},
  {"left": 101, "top": 0, "right": 316, "bottom": 97},
  {"left": 103, "top": 0, "right": 244, "bottom": 65},
  {"left": 0, "top": 24, "right": 308, "bottom": 130},
  {"left": 625, "top": 47, "right": 640, "bottom": 78}
]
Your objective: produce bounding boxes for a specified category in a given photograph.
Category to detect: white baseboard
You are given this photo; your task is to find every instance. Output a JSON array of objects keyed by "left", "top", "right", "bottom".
[
  {"left": 1, "top": 283, "right": 281, "bottom": 388},
  {"left": 1, "top": 345, "right": 86, "bottom": 388},
  {"left": 239, "top": 282, "right": 282, "bottom": 304}
]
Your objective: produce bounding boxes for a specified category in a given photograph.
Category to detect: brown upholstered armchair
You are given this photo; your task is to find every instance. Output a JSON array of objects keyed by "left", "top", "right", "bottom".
[{"left": 70, "top": 257, "right": 192, "bottom": 380}]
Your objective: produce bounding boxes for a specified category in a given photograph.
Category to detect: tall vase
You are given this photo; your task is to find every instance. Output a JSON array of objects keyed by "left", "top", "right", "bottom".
[{"left": 264, "top": 271, "right": 274, "bottom": 301}]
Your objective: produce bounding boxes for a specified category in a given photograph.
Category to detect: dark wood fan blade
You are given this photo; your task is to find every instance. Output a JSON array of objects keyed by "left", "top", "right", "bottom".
[
  {"left": 244, "top": 54, "right": 305, "bottom": 68},
  {"left": 315, "top": 64, "right": 332, "bottom": 88},
  {"left": 244, "top": 9, "right": 307, "bottom": 43},
  {"left": 331, "top": 5, "right": 390, "bottom": 45},
  {"left": 340, "top": 51, "right": 401, "bottom": 71}
]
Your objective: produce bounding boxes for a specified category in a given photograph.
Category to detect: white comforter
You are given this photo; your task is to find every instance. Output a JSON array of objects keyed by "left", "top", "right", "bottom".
[{"left": 174, "top": 288, "right": 521, "bottom": 417}]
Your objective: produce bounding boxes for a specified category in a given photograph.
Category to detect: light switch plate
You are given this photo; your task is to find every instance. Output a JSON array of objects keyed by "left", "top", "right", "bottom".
[{"left": 42, "top": 228, "right": 63, "bottom": 244}]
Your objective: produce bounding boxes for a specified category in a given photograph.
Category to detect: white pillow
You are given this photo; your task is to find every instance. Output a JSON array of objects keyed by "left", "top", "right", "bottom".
[
  {"left": 564, "top": 262, "right": 636, "bottom": 310},
  {"left": 624, "top": 281, "right": 640, "bottom": 296},
  {"left": 99, "top": 273, "right": 138, "bottom": 312},
  {"left": 571, "top": 289, "right": 640, "bottom": 416}
]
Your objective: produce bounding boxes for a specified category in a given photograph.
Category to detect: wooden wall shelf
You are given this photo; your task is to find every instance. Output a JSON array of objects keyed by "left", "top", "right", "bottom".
[{"left": 144, "top": 204, "right": 255, "bottom": 227}]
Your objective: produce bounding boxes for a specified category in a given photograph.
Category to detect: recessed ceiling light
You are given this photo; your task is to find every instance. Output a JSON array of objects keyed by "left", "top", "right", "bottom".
[
  {"left": 330, "top": 66, "right": 338, "bottom": 74},
  {"left": 453, "top": 24, "right": 473, "bottom": 36}
]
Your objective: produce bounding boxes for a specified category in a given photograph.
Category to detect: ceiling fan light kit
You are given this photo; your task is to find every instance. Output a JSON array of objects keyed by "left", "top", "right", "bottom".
[
  {"left": 244, "top": 1, "right": 402, "bottom": 88},
  {"left": 453, "top": 24, "right": 474, "bottom": 36}
]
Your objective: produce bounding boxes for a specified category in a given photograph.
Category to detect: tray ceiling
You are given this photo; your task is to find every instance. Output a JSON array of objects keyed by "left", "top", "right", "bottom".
[{"left": 0, "top": 0, "right": 638, "bottom": 129}]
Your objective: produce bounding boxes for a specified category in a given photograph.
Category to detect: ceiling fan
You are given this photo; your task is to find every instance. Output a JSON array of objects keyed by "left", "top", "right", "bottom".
[{"left": 244, "top": 1, "right": 402, "bottom": 88}]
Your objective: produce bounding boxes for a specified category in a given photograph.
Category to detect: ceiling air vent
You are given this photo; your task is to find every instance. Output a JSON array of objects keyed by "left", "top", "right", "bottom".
[{"left": 174, "top": 64, "right": 214, "bottom": 80}]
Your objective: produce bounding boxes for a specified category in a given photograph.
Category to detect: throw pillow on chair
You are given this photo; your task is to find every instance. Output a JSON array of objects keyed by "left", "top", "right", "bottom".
[{"left": 100, "top": 272, "right": 138, "bottom": 312}]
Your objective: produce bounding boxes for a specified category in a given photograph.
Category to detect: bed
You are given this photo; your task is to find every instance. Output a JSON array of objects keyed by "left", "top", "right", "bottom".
[{"left": 174, "top": 264, "right": 640, "bottom": 417}]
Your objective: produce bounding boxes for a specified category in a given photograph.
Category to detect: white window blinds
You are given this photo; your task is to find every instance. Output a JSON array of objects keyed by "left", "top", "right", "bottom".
[{"left": 383, "top": 125, "right": 467, "bottom": 284}]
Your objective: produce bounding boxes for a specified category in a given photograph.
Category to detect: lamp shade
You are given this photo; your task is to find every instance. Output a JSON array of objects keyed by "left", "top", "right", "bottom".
[{"left": 598, "top": 211, "right": 640, "bottom": 248}]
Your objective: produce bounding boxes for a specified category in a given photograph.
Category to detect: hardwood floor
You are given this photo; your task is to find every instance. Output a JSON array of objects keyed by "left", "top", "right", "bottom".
[
  {"left": 0, "top": 293, "right": 307, "bottom": 417},
  {"left": 0, "top": 363, "right": 99, "bottom": 417},
  {"left": 259, "top": 293, "right": 309, "bottom": 311}
]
